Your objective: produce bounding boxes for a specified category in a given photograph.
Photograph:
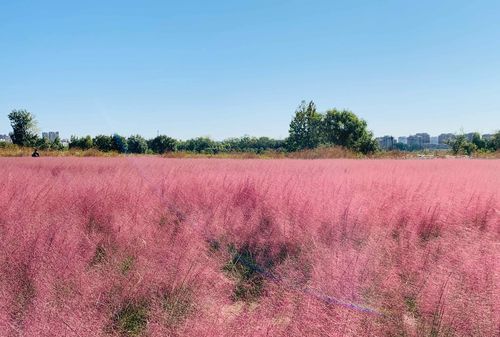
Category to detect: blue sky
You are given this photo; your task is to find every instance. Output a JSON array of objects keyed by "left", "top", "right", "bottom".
[{"left": 1, "top": 0, "right": 499, "bottom": 139}]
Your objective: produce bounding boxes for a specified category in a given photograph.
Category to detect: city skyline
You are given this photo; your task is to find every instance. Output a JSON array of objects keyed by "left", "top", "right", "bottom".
[{"left": 0, "top": 126, "right": 495, "bottom": 144}]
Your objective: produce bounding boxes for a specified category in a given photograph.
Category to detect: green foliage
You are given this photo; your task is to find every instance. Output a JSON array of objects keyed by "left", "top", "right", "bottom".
[
  {"left": 69, "top": 135, "right": 93, "bottom": 150},
  {"left": 221, "top": 136, "right": 285, "bottom": 153},
  {"left": 353, "top": 131, "right": 379, "bottom": 154},
  {"left": 127, "top": 135, "right": 148, "bottom": 154},
  {"left": 91, "top": 134, "right": 127, "bottom": 153},
  {"left": 471, "top": 132, "right": 486, "bottom": 150},
  {"left": 111, "top": 301, "right": 149, "bottom": 336},
  {"left": 93, "top": 135, "right": 113, "bottom": 152},
  {"left": 8, "top": 109, "right": 38, "bottom": 146},
  {"left": 34, "top": 136, "right": 65, "bottom": 151},
  {"left": 488, "top": 131, "right": 500, "bottom": 151},
  {"left": 51, "top": 137, "right": 65, "bottom": 150},
  {"left": 448, "top": 134, "right": 477, "bottom": 155},
  {"left": 322, "top": 109, "right": 376, "bottom": 153},
  {"left": 111, "top": 134, "right": 128, "bottom": 153},
  {"left": 35, "top": 137, "right": 51, "bottom": 150},
  {"left": 178, "top": 137, "right": 219, "bottom": 153},
  {"left": 287, "top": 101, "right": 322, "bottom": 151},
  {"left": 148, "top": 135, "right": 177, "bottom": 154},
  {"left": 287, "top": 101, "right": 378, "bottom": 154},
  {"left": 322, "top": 109, "right": 362, "bottom": 146}
]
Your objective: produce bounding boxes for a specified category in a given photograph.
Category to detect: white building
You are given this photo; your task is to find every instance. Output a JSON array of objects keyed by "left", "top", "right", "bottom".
[{"left": 0, "top": 134, "right": 11, "bottom": 142}]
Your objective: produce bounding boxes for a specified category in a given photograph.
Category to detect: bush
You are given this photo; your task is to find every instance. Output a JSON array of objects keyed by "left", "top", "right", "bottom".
[
  {"left": 148, "top": 135, "right": 177, "bottom": 154},
  {"left": 127, "top": 135, "right": 148, "bottom": 154}
]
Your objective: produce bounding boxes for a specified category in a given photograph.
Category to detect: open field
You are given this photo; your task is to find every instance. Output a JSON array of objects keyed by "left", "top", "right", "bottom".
[{"left": 0, "top": 158, "right": 498, "bottom": 337}]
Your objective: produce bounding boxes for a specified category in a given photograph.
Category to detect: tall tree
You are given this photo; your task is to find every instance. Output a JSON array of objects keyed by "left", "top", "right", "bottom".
[
  {"left": 8, "top": 109, "right": 38, "bottom": 146},
  {"left": 322, "top": 109, "right": 366, "bottom": 147},
  {"left": 287, "top": 101, "right": 322, "bottom": 151},
  {"left": 321, "top": 109, "right": 378, "bottom": 154}
]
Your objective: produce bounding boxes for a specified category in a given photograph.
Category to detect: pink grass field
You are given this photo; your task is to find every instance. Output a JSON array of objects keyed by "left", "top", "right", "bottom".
[{"left": 0, "top": 158, "right": 498, "bottom": 337}]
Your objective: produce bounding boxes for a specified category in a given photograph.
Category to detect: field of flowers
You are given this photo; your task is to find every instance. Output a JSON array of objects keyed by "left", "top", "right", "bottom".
[{"left": 0, "top": 158, "right": 498, "bottom": 337}]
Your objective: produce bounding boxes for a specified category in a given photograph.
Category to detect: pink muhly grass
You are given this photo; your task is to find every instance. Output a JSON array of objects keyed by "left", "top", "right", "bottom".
[{"left": 0, "top": 157, "right": 498, "bottom": 336}]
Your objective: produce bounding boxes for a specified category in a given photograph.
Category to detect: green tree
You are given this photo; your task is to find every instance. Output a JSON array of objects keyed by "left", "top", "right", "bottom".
[
  {"left": 127, "top": 135, "right": 148, "bottom": 154},
  {"left": 353, "top": 131, "right": 379, "bottom": 154},
  {"left": 8, "top": 109, "right": 38, "bottom": 146},
  {"left": 69, "top": 135, "right": 93, "bottom": 150},
  {"left": 471, "top": 132, "right": 486, "bottom": 150},
  {"left": 35, "top": 136, "right": 51, "bottom": 150},
  {"left": 93, "top": 135, "right": 113, "bottom": 152},
  {"left": 448, "top": 134, "right": 477, "bottom": 155},
  {"left": 487, "top": 131, "right": 500, "bottom": 151},
  {"left": 287, "top": 101, "right": 322, "bottom": 151},
  {"left": 179, "top": 137, "right": 217, "bottom": 153},
  {"left": 51, "top": 137, "right": 65, "bottom": 150},
  {"left": 81, "top": 135, "right": 93, "bottom": 150},
  {"left": 111, "top": 134, "right": 128, "bottom": 153},
  {"left": 148, "top": 135, "right": 177, "bottom": 154},
  {"left": 321, "top": 109, "right": 368, "bottom": 148}
]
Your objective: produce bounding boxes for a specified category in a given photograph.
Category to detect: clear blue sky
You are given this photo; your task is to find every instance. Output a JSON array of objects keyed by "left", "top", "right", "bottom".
[{"left": 1, "top": 0, "right": 499, "bottom": 139}]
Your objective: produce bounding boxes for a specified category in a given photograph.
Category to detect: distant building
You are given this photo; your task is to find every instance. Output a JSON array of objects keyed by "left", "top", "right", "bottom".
[
  {"left": 0, "top": 134, "right": 11, "bottom": 142},
  {"left": 438, "top": 133, "right": 455, "bottom": 145},
  {"left": 42, "top": 131, "right": 60, "bottom": 142},
  {"left": 465, "top": 133, "right": 476, "bottom": 142},
  {"left": 415, "top": 133, "right": 430, "bottom": 144},
  {"left": 482, "top": 134, "right": 494, "bottom": 141},
  {"left": 407, "top": 135, "right": 419, "bottom": 147},
  {"left": 376, "top": 136, "right": 395, "bottom": 150},
  {"left": 407, "top": 133, "right": 430, "bottom": 148},
  {"left": 430, "top": 136, "right": 439, "bottom": 145},
  {"left": 397, "top": 136, "right": 407, "bottom": 145}
]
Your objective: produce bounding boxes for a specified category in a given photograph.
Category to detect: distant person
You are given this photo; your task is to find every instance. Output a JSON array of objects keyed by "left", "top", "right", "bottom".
[{"left": 31, "top": 148, "right": 40, "bottom": 157}]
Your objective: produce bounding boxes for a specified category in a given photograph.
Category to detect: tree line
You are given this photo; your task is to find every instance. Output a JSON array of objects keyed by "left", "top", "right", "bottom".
[
  {"left": 68, "top": 134, "right": 285, "bottom": 154},
  {"left": 446, "top": 133, "right": 500, "bottom": 155},
  {"left": 5, "top": 103, "right": 500, "bottom": 155}
]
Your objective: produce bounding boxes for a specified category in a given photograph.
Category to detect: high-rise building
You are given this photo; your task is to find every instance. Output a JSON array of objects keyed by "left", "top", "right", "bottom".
[
  {"left": 438, "top": 133, "right": 455, "bottom": 145},
  {"left": 376, "top": 136, "right": 395, "bottom": 150},
  {"left": 42, "top": 131, "right": 60, "bottom": 142},
  {"left": 430, "top": 136, "right": 439, "bottom": 145},
  {"left": 407, "top": 133, "right": 430, "bottom": 147},
  {"left": 415, "top": 133, "right": 430, "bottom": 144},
  {"left": 397, "top": 136, "right": 407, "bottom": 144}
]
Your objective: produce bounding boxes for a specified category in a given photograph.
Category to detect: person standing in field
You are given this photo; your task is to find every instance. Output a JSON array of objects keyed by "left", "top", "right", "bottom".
[{"left": 31, "top": 148, "right": 40, "bottom": 157}]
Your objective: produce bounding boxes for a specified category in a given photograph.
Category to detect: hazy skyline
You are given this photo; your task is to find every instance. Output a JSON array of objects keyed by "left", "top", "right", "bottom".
[{"left": 1, "top": 0, "right": 499, "bottom": 139}]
